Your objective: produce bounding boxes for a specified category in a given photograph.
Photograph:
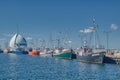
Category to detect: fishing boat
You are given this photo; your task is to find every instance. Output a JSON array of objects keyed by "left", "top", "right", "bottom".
[
  {"left": 9, "top": 33, "right": 28, "bottom": 54},
  {"left": 77, "top": 44, "right": 105, "bottom": 64},
  {"left": 28, "top": 49, "right": 40, "bottom": 56},
  {"left": 39, "top": 48, "right": 53, "bottom": 57},
  {"left": 103, "top": 49, "right": 120, "bottom": 64},
  {"left": 3, "top": 49, "right": 10, "bottom": 54},
  {"left": 53, "top": 48, "right": 76, "bottom": 59},
  {"left": 52, "top": 34, "right": 76, "bottom": 59},
  {"left": 0, "top": 48, "right": 3, "bottom": 53},
  {"left": 39, "top": 48, "right": 47, "bottom": 55},
  {"left": 11, "top": 49, "right": 28, "bottom": 54},
  {"left": 77, "top": 18, "right": 105, "bottom": 64}
]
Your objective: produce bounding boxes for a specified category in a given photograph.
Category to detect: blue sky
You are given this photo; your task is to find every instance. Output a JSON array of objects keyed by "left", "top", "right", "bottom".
[{"left": 0, "top": 0, "right": 120, "bottom": 49}]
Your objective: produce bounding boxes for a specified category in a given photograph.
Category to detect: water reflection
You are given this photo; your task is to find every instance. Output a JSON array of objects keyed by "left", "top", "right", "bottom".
[{"left": 0, "top": 53, "right": 120, "bottom": 80}]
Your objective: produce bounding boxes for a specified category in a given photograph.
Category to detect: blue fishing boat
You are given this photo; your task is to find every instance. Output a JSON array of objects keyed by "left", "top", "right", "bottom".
[
  {"left": 11, "top": 49, "right": 28, "bottom": 54},
  {"left": 0, "top": 49, "right": 3, "bottom": 53}
]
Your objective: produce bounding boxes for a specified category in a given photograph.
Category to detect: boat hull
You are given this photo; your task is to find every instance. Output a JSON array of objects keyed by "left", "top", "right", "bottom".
[
  {"left": 53, "top": 52, "right": 76, "bottom": 59},
  {"left": 103, "top": 55, "right": 120, "bottom": 64},
  {"left": 77, "top": 52, "right": 104, "bottom": 64},
  {"left": 28, "top": 51, "right": 39, "bottom": 56},
  {"left": 11, "top": 50, "right": 28, "bottom": 54},
  {"left": 0, "top": 50, "right": 3, "bottom": 53}
]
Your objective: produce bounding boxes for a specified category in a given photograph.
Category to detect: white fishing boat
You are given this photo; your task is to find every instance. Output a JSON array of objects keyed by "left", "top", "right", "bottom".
[
  {"left": 9, "top": 33, "right": 28, "bottom": 54},
  {"left": 39, "top": 48, "right": 53, "bottom": 57}
]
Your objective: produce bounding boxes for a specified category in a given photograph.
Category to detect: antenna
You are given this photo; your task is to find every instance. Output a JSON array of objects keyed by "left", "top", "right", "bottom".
[
  {"left": 16, "top": 24, "right": 19, "bottom": 34},
  {"left": 93, "top": 16, "right": 95, "bottom": 25},
  {"left": 79, "top": 31, "right": 82, "bottom": 47},
  {"left": 49, "top": 32, "right": 53, "bottom": 49}
]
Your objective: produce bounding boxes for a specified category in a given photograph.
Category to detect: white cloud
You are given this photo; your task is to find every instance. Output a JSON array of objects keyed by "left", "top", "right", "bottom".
[
  {"left": 80, "top": 28, "right": 94, "bottom": 33},
  {"left": 111, "top": 24, "right": 118, "bottom": 30},
  {"left": 79, "top": 30, "right": 84, "bottom": 33},
  {"left": 68, "top": 40, "right": 72, "bottom": 43},
  {"left": 84, "top": 29, "right": 93, "bottom": 33}
]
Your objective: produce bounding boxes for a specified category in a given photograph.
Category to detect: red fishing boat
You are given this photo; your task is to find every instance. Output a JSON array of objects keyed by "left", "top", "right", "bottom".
[{"left": 28, "top": 49, "right": 40, "bottom": 56}]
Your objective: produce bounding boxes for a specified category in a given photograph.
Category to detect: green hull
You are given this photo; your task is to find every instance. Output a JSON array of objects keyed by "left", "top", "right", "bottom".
[{"left": 53, "top": 52, "right": 76, "bottom": 59}]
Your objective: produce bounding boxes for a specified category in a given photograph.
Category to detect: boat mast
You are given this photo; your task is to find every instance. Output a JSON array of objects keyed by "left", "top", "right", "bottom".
[
  {"left": 104, "top": 31, "right": 111, "bottom": 53},
  {"left": 92, "top": 17, "right": 97, "bottom": 49},
  {"left": 40, "top": 39, "right": 46, "bottom": 48},
  {"left": 56, "top": 39, "right": 60, "bottom": 48},
  {"left": 16, "top": 24, "right": 19, "bottom": 48},
  {"left": 57, "top": 32, "right": 62, "bottom": 48},
  {"left": 49, "top": 33, "right": 53, "bottom": 49}
]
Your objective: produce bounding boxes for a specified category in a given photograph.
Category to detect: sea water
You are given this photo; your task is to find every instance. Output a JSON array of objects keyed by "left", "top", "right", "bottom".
[{"left": 0, "top": 53, "right": 120, "bottom": 80}]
